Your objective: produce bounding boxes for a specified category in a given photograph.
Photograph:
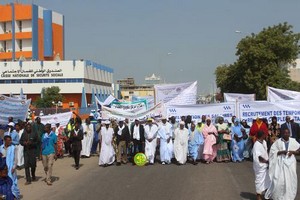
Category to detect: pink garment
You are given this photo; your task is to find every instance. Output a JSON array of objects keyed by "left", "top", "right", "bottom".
[{"left": 202, "top": 124, "right": 218, "bottom": 162}]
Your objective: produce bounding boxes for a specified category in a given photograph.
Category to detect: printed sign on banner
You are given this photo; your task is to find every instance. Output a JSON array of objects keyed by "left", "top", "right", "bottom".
[
  {"left": 166, "top": 103, "right": 236, "bottom": 123},
  {"left": 101, "top": 103, "right": 165, "bottom": 120},
  {"left": 40, "top": 112, "right": 73, "bottom": 127},
  {"left": 239, "top": 101, "right": 300, "bottom": 124},
  {"left": 224, "top": 93, "right": 255, "bottom": 102},
  {"left": 0, "top": 95, "right": 31, "bottom": 125},
  {"left": 132, "top": 96, "right": 155, "bottom": 109},
  {"left": 154, "top": 81, "right": 197, "bottom": 105},
  {"left": 110, "top": 100, "right": 148, "bottom": 113}
]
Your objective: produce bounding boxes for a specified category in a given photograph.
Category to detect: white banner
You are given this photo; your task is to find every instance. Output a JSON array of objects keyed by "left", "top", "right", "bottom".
[
  {"left": 0, "top": 95, "right": 31, "bottom": 125},
  {"left": 101, "top": 103, "right": 166, "bottom": 120},
  {"left": 110, "top": 100, "right": 148, "bottom": 113},
  {"left": 166, "top": 103, "right": 236, "bottom": 123},
  {"left": 267, "top": 86, "right": 300, "bottom": 102},
  {"left": 224, "top": 93, "right": 255, "bottom": 102},
  {"left": 239, "top": 101, "right": 300, "bottom": 124},
  {"left": 132, "top": 95, "right": 155, "bottom": 109},
  {"left": 40, "top": 112, "right": 73, "bottom": 127},
  {"left": 154, "top": 81, "right": 197, "bottom": 105}
]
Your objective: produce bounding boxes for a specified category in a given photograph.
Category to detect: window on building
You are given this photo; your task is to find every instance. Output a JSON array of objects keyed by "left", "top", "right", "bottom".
[
  {"left": 3, "top": 23, "right": 6, "bottom": 32},
  {"left": 19, "top": 40, "right": 22, "bottom": 51},
  {"left": 19, "top": 21, "right": 22, "bottom": 32}
]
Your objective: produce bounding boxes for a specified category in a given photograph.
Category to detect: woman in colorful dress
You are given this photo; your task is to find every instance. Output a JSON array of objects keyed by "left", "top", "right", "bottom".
[
  {"left": 55, "top": 123, "right": 66, "bottom": 158},
  {"left": 215, "top": 117, "right": 231, "bottom": 162}
]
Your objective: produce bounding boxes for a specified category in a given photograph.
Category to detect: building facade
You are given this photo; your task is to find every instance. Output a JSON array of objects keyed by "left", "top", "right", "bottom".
[
  {"left": 0, "top": 60, "right": 113, "bottom": 109},
  {"left": 117, "top": 78, "right": 154, "bottom": 101},
  {"left": 0, "top": 3, "right": 64, "bottom": 61},
  {"left": 289, "top": 58, "right": 300, "bottom": 83}
]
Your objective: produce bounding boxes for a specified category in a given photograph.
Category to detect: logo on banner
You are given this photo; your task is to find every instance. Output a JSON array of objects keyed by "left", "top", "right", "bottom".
[
  {"left": 0, "top": 96, "right": 5, "bottom": 101},
  {"left": 168, "top": 108, "right": 177, "bottom": 113},
  {"left": 242, "top": 104, "right": 251, "bottom": 109},
  {"left": 223, "top": 106, "right": 231, "bottom": 110}
]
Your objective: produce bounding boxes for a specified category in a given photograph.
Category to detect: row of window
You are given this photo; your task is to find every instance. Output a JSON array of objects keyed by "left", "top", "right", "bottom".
[{"left": 0, "top": 78, "right": 83, "bottom": 84}]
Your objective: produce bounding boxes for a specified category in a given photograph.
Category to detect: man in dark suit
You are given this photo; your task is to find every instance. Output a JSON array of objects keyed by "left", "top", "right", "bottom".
[
  {"left": 70, "top": 121, "right": 84, "bottom": 170},
  {"left": 130, "top": 119, "right": 145, "bottom": 163},
  {"left": 114, "top": 119, "right": 130, "bottom": 166},
  {"left": 280, "top": 116, "right": 299, "bottom": 140}
]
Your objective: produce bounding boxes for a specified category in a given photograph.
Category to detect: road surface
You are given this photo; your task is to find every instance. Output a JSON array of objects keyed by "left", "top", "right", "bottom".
[{"left": 18, "top": 156, "right": 300, "bottom": 200}]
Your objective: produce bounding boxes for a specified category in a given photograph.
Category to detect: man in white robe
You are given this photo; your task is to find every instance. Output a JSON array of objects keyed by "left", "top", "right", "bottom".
[
  {"left": 81, "top": 118, "right": 94, "bottom": 158},
  {"left": 252, "top": 130, "right": 270, "bottom": 200},
  {"left": 16, "top": 123, "right": 24, "bottom": 168},
  {"left": 265, "top": 128, "right": 300, "bottom": 200},
  {"left": 158, "top": 117, "right": 173, "bottom": 165},
  {"left": 144, "top": 118, "right": 159, "bottom": 165},
  {"left": 174, "top": 121, "right": 189, "bottom": 165},
  {"left": 99, "top": 121, "right": 115, "bottom": 167}
]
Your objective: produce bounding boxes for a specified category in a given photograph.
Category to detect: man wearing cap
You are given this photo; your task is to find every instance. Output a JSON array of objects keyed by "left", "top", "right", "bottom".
[
  {"left": 144, "top": 118, "right": 159, "bottom": 165},
  {"left": 114, "top": 119, "right": 130, "bottom": 166},
  {"left": 157, "top": 117, "right": 173, "bottom": 165},
  {"left": 188, "top": 123, "right": 204, "bottom": 165},
  {"left": 81, "top": 118, "right": 94, "bottom": 158},
  {"left": 174, "top": 121, "right": 189, "bottom": 165},
  {"left": 99, "top": 121, "right": 115, "bottom": 167},
  {"left": 32, "top": 117, "right": 45, "bottom": 160},
  {"left": 130, "top": 119, "right": 145, "bottom": 164},
  {"left": 4, "top": 122, "right": 19, "bottom": 146}
]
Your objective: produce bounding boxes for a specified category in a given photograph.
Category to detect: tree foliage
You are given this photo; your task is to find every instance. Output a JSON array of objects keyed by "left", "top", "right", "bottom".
[
  {"left": 215, "top": 22, "right": 300, "bottom": 100},
  {"left": 34, "top": 86, "right": 64, "bottom": 108}
]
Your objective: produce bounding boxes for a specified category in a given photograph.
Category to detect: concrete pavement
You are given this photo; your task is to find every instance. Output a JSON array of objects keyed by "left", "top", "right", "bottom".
[{"left": 18, "top": 156, "right": 300, "bottom": 200}]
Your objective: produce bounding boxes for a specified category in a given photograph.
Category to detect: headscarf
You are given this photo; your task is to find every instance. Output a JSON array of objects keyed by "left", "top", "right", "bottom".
[{"left": 232, "top": 118, "right": 243, "bottom": 138}]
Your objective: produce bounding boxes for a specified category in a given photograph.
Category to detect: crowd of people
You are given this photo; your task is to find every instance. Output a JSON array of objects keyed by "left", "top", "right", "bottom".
[{"left": 0, "top": 112, "right": 299, "bottom": 199}]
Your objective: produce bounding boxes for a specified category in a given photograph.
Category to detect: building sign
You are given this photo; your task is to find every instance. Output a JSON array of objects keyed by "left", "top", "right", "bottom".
[{"left": 1, "top": 69, "right": 64, "bottom": 78}]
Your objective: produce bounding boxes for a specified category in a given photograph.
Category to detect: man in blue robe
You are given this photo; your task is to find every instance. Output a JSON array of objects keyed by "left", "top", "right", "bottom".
[
  {"left": 0, "top": 135, "right": 20, "bottom": 199},
  {"left": 188, "top": 123, "right": 204, "bottom": 165}
]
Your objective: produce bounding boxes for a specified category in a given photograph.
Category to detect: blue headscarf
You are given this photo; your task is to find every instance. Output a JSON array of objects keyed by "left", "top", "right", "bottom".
[{"left": 232, "top": 118, "right": 243, "bottom": 138}]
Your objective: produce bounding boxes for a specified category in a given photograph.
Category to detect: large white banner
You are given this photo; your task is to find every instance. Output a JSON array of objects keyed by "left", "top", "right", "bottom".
[
  {"left": 40, "top": 112, "right": 73, "bottom": 127},
  {"left": 110, "top": 100, "right": 148, "bottom": 113},
  {"left": 224, "top": 93, "right": 255, "bottom": 102},
  {"left": 239, "top": 101, "right": 300, "bottom": 124},
  {"left": 154, "top": 81, "right": 197, "bottom": 105},
  {"left": 101, "top": 103, "right": 165, "bottom": 120},
  {"left": 267, "top": 86, "right": 300, "bottom": 102},
  {"left": 166, "top": 103, "right": 236, "bottom": 123},
  {"left": 0, "top": 95, "right": 31, "bottom": 125}
]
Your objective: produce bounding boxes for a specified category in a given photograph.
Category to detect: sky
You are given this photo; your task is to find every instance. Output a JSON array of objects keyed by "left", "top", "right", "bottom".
[{"left": 14, "top": 0, "right": 300, "bottom": 94}]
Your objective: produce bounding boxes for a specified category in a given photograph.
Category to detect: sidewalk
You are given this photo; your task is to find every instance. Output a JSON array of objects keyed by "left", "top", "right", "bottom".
[{"left": 18, "top": 155, "right": 99, "bottom": 200}]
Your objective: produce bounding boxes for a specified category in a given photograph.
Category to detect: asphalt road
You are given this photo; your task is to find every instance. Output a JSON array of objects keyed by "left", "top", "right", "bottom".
[{"left": 18, "top": 156, "right": 300, "bottom": 200}]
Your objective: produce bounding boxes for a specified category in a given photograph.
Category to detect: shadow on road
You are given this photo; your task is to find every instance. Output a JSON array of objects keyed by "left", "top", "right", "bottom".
[{"left": 240, "top": 192, "right": 256, "bottom": 200}]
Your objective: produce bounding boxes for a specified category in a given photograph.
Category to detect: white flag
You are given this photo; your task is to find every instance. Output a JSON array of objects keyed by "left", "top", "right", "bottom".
[
  {"left": 224, "top": 93, "right": 255, "bottom": 102},
  {"left": 267, "top": 86, "right": 300, "bottom": 102},
  {"left": 154, "top": 81, "right": 197, "bottom": 105}
]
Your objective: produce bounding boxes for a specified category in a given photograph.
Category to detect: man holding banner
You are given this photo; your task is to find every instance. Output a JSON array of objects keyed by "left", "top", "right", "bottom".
[
  {"left": 114, "top": 119, "right": 130, "bottom": 166},
  {"left": 130, "top": 119, "right": 145, "bottom": 164},
  {"left": 144, "top": 118, "right": 159, "bottom": 165},
  {"left": 157, "top": 117, "right": 173, "bottom": 165}
]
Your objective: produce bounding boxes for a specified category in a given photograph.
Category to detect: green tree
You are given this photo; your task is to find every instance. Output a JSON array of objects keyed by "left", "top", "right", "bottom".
[
  {"left": 215, "top": 22, "right": 300, "bottom": 100},
  {"left": 34, "top": 86, "right": 64, "bottom": 108}
]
